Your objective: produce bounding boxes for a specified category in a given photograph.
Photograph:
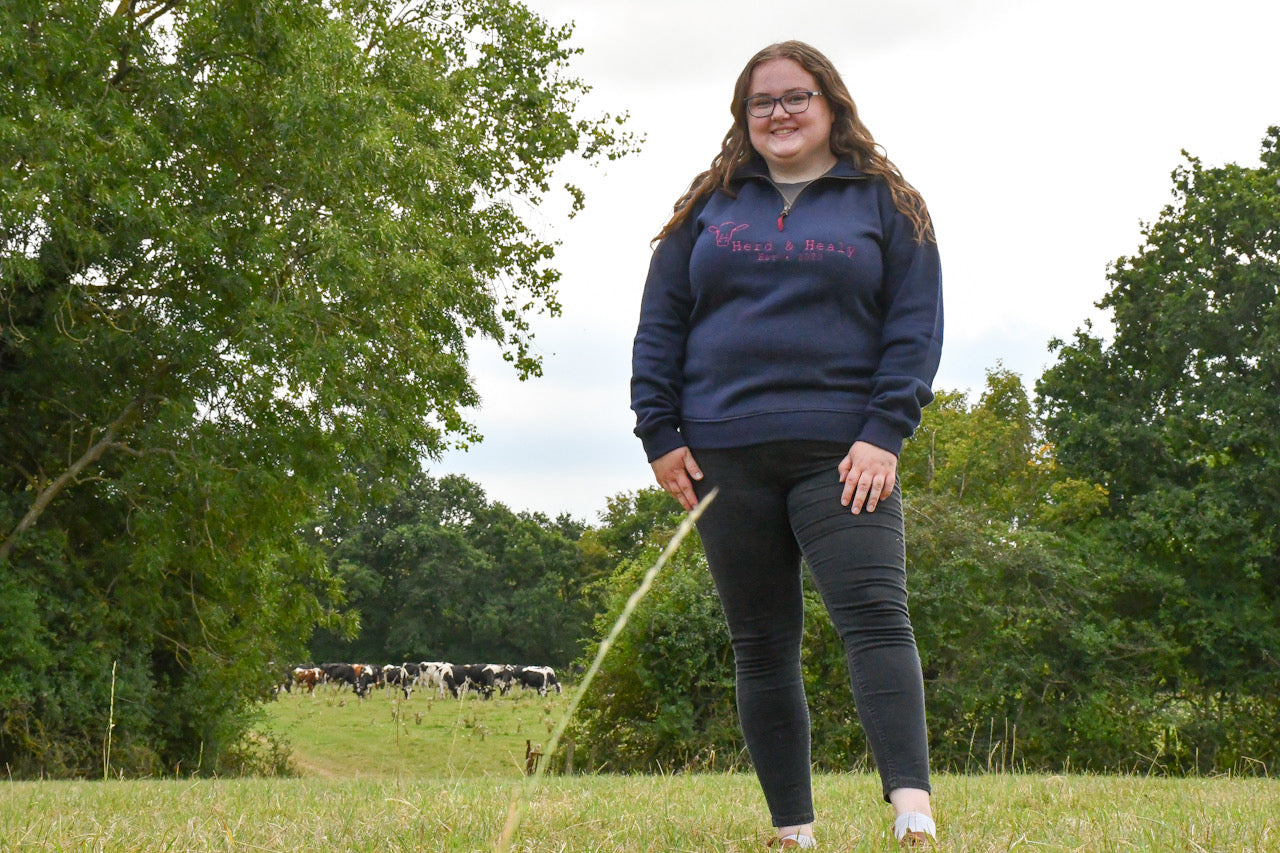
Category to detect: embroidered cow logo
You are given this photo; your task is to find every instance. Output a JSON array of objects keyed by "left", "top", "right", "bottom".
[{"left": 707, "top": 221, "right": 749, "bottom": 247}]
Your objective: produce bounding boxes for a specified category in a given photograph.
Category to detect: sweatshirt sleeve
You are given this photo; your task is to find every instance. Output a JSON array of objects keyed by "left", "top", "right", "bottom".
[
  {"left": 857, "top": 186, "right": 944, "bottom": 456},
  {"left": 630, "top": 216, "right": 699, "bottom": 462}
]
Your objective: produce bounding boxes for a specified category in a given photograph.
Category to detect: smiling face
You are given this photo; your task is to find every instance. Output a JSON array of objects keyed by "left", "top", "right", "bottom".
[{"left": 745, "top": 57, "right": 837, "bottom": 182}]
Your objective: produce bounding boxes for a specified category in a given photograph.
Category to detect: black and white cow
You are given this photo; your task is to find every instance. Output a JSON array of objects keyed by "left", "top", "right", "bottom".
[
  {"left": 514, "top": 665, "right": 561, "bottom": 696},
  {"left": 382, "top": 664, "right": 413, "bottom": 699},
  {"left": 320, "top": 662, "right": 376, "bottom": 698},
  {"left": 484, "top": 663, "right": 517, "bottom": 696},
  {"left": 417, "top": 661, "right": 449, "bottom": 696},
  {"left": 442, "top": 663, "right": 497, "bottom": 699}
]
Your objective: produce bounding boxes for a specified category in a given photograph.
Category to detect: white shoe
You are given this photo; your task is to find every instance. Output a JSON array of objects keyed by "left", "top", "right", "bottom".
[{"left": 894, "top": 812, "right": 936, "bottom": 848}]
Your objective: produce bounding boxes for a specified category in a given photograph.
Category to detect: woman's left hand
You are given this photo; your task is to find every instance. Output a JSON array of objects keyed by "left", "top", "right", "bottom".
[{"left": 838, "top": 441, "right": 897, "bottom": 514}]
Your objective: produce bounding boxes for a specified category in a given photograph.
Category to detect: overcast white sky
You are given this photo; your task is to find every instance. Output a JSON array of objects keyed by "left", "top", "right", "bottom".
[{"left": 429, "top": 0, "right": 1280, "bottom": 522}]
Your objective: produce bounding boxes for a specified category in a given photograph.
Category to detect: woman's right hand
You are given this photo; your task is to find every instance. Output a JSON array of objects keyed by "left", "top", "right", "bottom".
[{"left": 650, "top": 447, "right": 703, "bottom": 511}]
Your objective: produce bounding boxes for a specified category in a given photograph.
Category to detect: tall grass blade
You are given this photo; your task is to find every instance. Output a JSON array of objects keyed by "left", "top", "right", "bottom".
[
  {"left": 103, "top": 660, "right": 117, "bottom": 780},
  {"left": 494, "top": 489, "right": 718, "bottom": 852}
]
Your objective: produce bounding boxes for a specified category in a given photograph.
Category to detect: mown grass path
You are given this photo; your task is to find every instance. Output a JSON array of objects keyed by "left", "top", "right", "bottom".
[{"left": 4, "top": 687, "right": 1278, "bottom": 850}]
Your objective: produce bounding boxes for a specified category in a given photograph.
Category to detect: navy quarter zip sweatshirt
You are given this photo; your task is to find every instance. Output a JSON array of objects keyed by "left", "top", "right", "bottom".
[{"left": 631, "top": 158, "right": 943, "bottom": 462}]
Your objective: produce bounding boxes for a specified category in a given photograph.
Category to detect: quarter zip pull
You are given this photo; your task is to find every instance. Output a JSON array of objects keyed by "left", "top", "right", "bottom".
[{"left": 778, "top": 203, "right": 791, "bottom": 231}]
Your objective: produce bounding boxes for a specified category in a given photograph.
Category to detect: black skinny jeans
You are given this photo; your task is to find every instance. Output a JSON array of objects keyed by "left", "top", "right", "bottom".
[{"left": 691, "top": 441, "right": 931, "bottom": 826}]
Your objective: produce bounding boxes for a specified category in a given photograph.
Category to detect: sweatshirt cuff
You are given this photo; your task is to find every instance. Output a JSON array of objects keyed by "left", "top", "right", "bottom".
[
  {"left": 640, "top": 425, "right": 687, "bottom": 463},
  {"left": 856, "top": 417, "right": 906, "bottom": 457}
]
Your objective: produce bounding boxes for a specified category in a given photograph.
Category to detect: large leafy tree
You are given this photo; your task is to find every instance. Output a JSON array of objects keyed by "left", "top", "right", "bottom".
[
  {"left": 1037, "top": 127, "right": 1280, "bottom": 771},
  {"left": 0, "top": 0, "right": 630, "bottom": 776}
]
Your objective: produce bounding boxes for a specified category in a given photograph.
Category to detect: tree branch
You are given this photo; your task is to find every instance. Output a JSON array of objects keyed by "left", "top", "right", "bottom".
[
  {"left": 0, "top": 396, "right": 143, "bottom": 564},
  {"left": 138, "top": 1, "right": 183, "bottom": 30},
  {"left": 112, "top": 0, "right": 182, "bottom": 25}
]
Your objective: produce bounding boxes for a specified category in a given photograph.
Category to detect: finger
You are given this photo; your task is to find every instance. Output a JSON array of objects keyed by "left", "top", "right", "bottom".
[
  {"left": 683, "top": 450, "right": 703, "bottom": 482},
  {"left": 853, "top": 470, "right": 879, "bottom": 515},
  {"left": 864, "top": 474, "right": 886, "bottom": 512},
  {"left": 664, "top": 473, "right": 697, "bottom": 512},
  {"left": 676, "top": 477, "right": 698, "bottom": 511},
  {"left": 882, "top": 472, "right": 896, "bottom": 501},
  {"left": 840, "top": 468, "right": 858, "bottom": 506}
]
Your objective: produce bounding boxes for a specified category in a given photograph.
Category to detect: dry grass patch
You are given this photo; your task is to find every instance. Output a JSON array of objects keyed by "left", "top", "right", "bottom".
[{"left": 4, "top": 772, "right": 1278, "bottom": 851}]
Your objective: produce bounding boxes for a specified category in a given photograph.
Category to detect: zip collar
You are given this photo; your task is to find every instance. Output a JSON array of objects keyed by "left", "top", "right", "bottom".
[
  {"left": 729, "top": 156, "right": 869, "bottom": 231},
  {"left": 729, "top": 155, "right": 869, "bottom": 184}
]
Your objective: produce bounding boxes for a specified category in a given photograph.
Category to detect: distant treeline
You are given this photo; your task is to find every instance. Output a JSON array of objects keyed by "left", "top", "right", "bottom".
[{"left": 310, "top": 473, "right": 602, "bottom": 672}]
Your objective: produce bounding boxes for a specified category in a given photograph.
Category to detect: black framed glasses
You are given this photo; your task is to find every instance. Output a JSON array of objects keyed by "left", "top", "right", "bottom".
[{"left": 744, "top": 91, "right": 822, "bottom": 118}]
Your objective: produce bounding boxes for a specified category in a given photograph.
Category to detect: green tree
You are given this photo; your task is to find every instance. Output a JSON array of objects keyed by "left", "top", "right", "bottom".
[
  {"left": 570, "top": 498, "right": 741, "bottom": 773},
  {"left": 579, "top": 487, "right": 687, "bottom": 567},
  {"left": 1036, "top": 127, "right": 1280, "bottom": 771},
  {"left": 313, "top": 473, "right": 595, "bottom": 668},
  {"left": 899, "top": 368, "right": 1046, "bottom": 518},
  {"left": 0, "top": 0, "right": 630, "bottom": 776}
]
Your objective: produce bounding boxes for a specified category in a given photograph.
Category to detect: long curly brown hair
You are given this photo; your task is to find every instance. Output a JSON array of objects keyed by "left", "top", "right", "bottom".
[{"left": 655, "top": 41, "right": 933, "bottom": 244}]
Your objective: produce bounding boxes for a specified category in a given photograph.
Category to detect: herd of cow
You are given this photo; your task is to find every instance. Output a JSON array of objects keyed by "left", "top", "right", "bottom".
[{"left": 282, "top": 661, "right": 562, "bottom": 701}]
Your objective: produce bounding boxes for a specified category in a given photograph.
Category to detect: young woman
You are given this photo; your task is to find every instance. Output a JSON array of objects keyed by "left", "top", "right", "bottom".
[{"left": 630, "top": 41, "right": 943, "bottom": 849}]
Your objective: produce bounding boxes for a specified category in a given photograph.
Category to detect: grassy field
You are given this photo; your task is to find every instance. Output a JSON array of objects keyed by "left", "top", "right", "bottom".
[
  {"left": 264, "top": 681, "right": 568, "bottom": 778},
  {"left": 4, "top": 684, "right": 1278, "bottom": 851}
]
